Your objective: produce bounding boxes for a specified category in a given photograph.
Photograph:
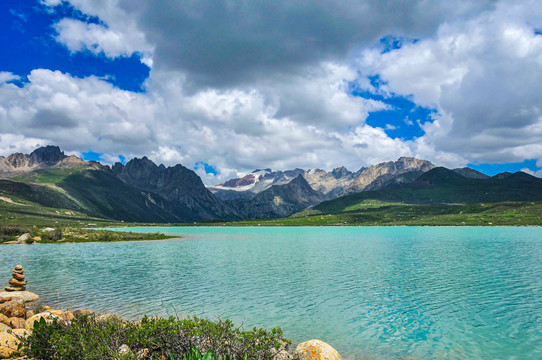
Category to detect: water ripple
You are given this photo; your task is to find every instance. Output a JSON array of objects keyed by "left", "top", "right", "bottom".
[{"left": 1, "top": 227, "right": 542, "bottom": 359}]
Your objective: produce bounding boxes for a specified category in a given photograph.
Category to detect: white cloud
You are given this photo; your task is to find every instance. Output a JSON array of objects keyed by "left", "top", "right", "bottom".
[
  {"left": 54, "top": 18, "right": 152, "bottom": 64},
  {"left": 357, "top": 0, "right": 542, "bottom": 165},
  {"left": 521, "top": 168, "right": 542, "bottom": 178},
  {"left": 0, "top": 72, "right": 20, "bottom": 83},
  {"left": 5, "top": 0, "right": 542, "bottom": 185}
]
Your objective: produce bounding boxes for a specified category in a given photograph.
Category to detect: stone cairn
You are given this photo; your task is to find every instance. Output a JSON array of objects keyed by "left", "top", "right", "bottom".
[{"left": 5, "top": 265, "right": 26, "bottom": 292}]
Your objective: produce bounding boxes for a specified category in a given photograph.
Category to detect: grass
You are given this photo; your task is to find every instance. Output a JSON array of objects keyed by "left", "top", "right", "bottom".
[
  {"left": 0, "top": 196, "right": 176, "bottom": 243},
  {"left": 2, "top": 176, "right": 542, "bottom": 228},
  {"left": 12, "top": 166, "right": 87, "bottom": 184},
  {"left": 176, "top": 201, "right": 542, "bottom": 227}
]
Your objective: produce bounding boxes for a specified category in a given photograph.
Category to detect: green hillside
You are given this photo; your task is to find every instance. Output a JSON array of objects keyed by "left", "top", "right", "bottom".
[
  {"left": 310, "top": 168, "right": 542, "bottom": 214},
  {"left": 1, "top": 168, "right": 198, "bottom": 223}
]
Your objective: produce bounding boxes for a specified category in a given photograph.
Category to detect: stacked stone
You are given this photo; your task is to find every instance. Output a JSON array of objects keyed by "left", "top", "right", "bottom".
[{"left": 5, "top": 265, "right": 26, "bottom": 292}]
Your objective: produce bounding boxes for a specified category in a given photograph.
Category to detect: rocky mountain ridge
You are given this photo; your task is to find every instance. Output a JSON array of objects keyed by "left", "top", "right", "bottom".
[
  {"left": 0, "top": 146, "right": 99, "bottom": 177},
  {"left": 0, "top": 145, "right": 504, "bottom": 222},
  {"left": 212, "top": 157, "right": 437, "bottom": 199}
]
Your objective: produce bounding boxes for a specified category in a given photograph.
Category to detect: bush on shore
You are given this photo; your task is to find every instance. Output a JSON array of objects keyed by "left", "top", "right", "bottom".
[{"left": 20, "top": 314, "right": 290, "bottom": 360}]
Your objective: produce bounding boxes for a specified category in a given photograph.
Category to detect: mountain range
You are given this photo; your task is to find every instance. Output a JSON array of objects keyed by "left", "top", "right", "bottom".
[{"left": 0, "top": 145, "right": 538, "bottom": 223}]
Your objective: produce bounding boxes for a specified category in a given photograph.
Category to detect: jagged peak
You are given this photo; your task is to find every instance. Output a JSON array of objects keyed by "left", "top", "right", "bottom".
[{"left": 29, "top": 145, "right": 66, "bottom": 163}]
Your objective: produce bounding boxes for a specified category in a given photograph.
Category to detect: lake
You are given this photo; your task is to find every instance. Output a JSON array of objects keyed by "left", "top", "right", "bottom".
[{"left": 1, "top": 227, "right": 541, "bottom": 359}]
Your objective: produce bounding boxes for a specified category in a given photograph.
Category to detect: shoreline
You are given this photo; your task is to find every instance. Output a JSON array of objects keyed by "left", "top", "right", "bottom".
[{"left": 0, "top": 289, "right": 343, "bottom": 360}]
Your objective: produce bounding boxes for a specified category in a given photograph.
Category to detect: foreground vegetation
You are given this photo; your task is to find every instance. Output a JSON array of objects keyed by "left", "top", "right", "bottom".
[{"left": 20, "top": 314, "right": 290, "bottom": 360}]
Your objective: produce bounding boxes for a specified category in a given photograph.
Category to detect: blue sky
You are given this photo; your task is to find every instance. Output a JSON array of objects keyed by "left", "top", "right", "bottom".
[{"left": 1, "top": 0, "right": 541, "bottom": 183}]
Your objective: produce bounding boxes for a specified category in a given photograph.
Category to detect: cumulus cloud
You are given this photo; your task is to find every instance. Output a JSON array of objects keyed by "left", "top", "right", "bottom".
[
  {"left": 46, "top": 0, "right": 494, "bottom": 88},
  {"left": 0, "top": 65, "right": 431, "bottom": 184},
  {"left": 54, "top": 18, "right": 152, "bottom": 65},
  {"left": 3, "top": 0, "right": 542, "bottom": 184},
  {"left": 358, "top": 0, "right": 542, "bottom": 165}
]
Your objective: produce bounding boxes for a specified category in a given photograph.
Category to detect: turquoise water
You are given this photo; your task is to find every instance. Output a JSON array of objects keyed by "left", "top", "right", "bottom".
[{"left": 1, "top": 227, "right": 541, "bottom": 359}]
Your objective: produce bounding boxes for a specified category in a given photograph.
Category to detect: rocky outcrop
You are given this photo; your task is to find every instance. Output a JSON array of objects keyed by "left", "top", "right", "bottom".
[
  {"left": 0, "top": 146, "right": 102, "bottom": 179},
  {"left": 341, "top": 157, "right": 435, "bottom": 195},
  {"left": 112, "top": 157, "right": 239, "bottom": 221},
  {"left": 303, "top": 167, "right": 358, "bottom": 198},
  {"left": 294, "top": 340, "right": 341, "bottom": 360},
  {"left": 0, "top": 331, "right": 19, "bottom": 358},
  {"left": 227, "top": 175, "right": 325, "bottom": 219}
]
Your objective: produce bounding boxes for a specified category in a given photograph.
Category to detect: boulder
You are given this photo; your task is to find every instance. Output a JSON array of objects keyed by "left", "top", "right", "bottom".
[
  {"left": 11, "top": 328, "right": 32, "bottom": 338},
  {"left": 25, "top": 312, "right": 61, "bottom": 330},
  {"left": 118, "top": 344, "right": 132, "bottom": 356},
  {"left": 8, "top": 317, "right": 25, "bottom": 329},
  {"left": 0, "top": 331, "right": 19, "bottom": 358},
  {"left": 294, "top": 340, "right": 341, "bottom": 360},
  {"left": 0, "top": 291, "right": 41, "bottom": 311},
  {"left": 73, "top": 309, "right": 94, "bottom": 316},
  {"left": 137, "top": 348, "right": 150, "bottom": 359},
  {"left": 0, "top": 314, "right": 8, "bottom": 325},
  {"left": 49, "top": 309, "right": 64, "bottom": 317},
  {"left": 16, "top": 233, "right": 31, "bottom": 244},
  {"left": 0, "top": 303, "right": 26, "bottom": 318},
  {"left": 0, "top": 323, "right": 11, "bottom": 332},
  {"left": 63, "top": 310, "right": 74, "bottom": 322},
  {"left": 274, "top": 349, "right": 292, "bottom": 360},
  {"left": 96, "top": 313, "right": 119, "bottom": 322}
]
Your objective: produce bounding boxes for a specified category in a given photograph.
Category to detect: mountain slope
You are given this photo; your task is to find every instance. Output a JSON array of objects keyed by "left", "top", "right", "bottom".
[
  {"left": 341, "top": 157, "right": 435, "bottom": 195},
  {"left": 0, "top": 169, "right": 200, "bottom": 223},
  {"left": 310, "top": 167, "right": 542, "bottom": 215},
  {"left": 452, "top": 167, "right": 490, "bottom": 179},
  {"left": 0, "top": 147, "right": 237, "bottom": 223},
  {"left": 112, "top": 157, "right": 239, "bottom": 220},
  {"left": 0, "top": 145, "right": 100, "bottom": 178},
  {"left": 226, "top": 175, "right": 325, "bottom": 219}
]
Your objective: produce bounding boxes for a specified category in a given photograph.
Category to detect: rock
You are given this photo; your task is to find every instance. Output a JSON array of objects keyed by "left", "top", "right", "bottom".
[
  {"left": 137, "top": 348, "right": 150, "bottom": 359},
  {"left": 16, "top": 233, "right": 31, "bottom": 244},
  {"left": 49, "top": 310, "right": 64, "bottom": 317},
  {"left": 25, "top": 310, "right": 34, "bottom": 319},
  {"left": 9, "top": 279, "right": 27, "bottom": 287},
  {"left": 96, "top": 313, "right": 119, "bottom": 322},
  {"left": 33, "top": 236, "right": 41, "bottom": 241},
  {"left": 0, "top": 323, "right": 11, "bottom": 332},
  {"left": 11, "top": 273, "right": 25, "bottom": 282},
  {"left": 0, "top": 292, "right": 40, "bottom": 311},
  {"left": 43, "top": 227, "right": 56, "bottom": 232},
  {"left": 118, "top": 344, "right": 132, "bottom": 355},
  {"left": 40, "top": 305, "right": 52, "bottom": 311},
  {"left": 0, "top": 303, "right": 26, "bottom": 318},
  {"left": 8, "top": 317, "right": 25, "bottom": 329},
  {"left": 11, "top": 328, "right": 32, "bottom": 338},
  {"left": 25, "top": 312, "right": 61, "bottom": 330},
  {"left": 0, "top": 314, "right": 8, "bottom": 325},
  {"left": 294, "top": 340, "right": 341, "bottom": 360},
  {"left": 0, "top": 331, "right": 19, "bottom": 358},
  {"left": 73, "top": 309, "right": 94, "bottom": 316},
  {"left": 63, "top": 311, "right": 74, "bottom": 322},
  {"left": 274, "top": 349, "right": 292, "bottom": 360}
]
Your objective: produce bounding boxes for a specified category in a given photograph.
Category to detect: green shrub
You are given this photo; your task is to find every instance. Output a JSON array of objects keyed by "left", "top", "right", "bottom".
[
  {"left": 40, "top": 228, "right": 63, "bottom": 241},
  {"left": 20, "top": 315, "right": 290, "bottom": 360}
]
